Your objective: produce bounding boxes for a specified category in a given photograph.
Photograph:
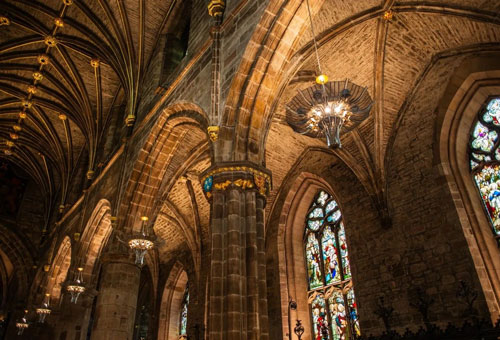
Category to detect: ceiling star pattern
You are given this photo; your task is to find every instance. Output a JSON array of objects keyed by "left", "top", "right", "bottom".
[{"left": 0, "top": 0, "right": 176, "bottom": 220}]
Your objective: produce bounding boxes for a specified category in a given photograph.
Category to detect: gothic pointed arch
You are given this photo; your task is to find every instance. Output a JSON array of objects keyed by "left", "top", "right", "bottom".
[
  {"left": 122, "top": 102, "right": 209, "bottom": 279},
  {"left": 437, "top": 53, "right": 500, "bottom": 320},
  {"left": 0, "top": 224, "right": 33, "bottom": 303},
  {"left": 217, "top": 0, "right": 326, "bottom": 163},
  {"left": 305, "top": 189, "right": 360, "bottom": 339},
  {"left": 468, "top": 97, "right": 500, "bottom": 241},
  {"left": 46, "top": 236, "right": 72, "bottom": 305},
  {"left": 78, "top": 199, "right": 112, "bottom": 283},
  {"left": 158, "top": 262, "right": 189, "bottom": 340}
]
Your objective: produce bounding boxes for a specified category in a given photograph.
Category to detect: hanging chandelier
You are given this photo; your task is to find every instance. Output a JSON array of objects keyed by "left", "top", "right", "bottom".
[
  {"left": 286, "top": 79, "right": 373, "bottom": 148},
  {"left": 16, "top": 310, "right": 29, "bottom": 335},
  {"left": 286, "top": 0, "right": 372, "bottom": 149},
  {"left": 128, "top": 216, "right": 154, "bottom": 266},
  {"left": 66, "top": 267, "right": 86, "bottom": 304},
  {"left": 35, "top": 293, "right": 51, "bottom": 323}
]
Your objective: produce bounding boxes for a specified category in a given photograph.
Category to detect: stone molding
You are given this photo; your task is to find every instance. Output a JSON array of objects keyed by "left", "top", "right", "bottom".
[{"left": 200, "top": 161, "right": 272, "bottom": 199}]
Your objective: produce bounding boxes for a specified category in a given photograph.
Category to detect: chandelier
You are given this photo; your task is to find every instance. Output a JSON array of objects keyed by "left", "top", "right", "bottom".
[
  {"left": 16, "top": 310, "right": 29, "bottom": 335},
  {"left": 35, "top": 293, "right": 51, "bottom": 323},
  {"left": 286, "top": 0, "right": 372, "bottom": 149},
  {"left": 66, "top": 267, "right": 86, "bottom": 303},
  {"left": 128, "top": 216, "right": 154, "bottom": 266},
  {"left": 286, "top": 79, "right": 373, "bottom": 148}
]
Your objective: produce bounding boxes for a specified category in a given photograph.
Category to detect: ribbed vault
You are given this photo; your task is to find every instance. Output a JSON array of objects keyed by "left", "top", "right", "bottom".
[
  {"left": 264, "top": 1, "right": 500, "bottom": 218},
  {"left": 0, "top": 0, "right": 185, "bottom": 229}
]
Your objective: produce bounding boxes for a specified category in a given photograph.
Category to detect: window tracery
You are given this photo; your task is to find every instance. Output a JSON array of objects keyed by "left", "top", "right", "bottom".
[
  {"left": 469, "top": 97, "right": 500, "bottom": 242},
  {"left": 305, "top": 190, "right": 360, "bottom": 340}
]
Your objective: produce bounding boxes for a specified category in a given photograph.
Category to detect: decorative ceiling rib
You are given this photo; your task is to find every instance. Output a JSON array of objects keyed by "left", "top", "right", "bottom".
[{"left": 0, "top": 0, "right": 176, "bottom": 229}]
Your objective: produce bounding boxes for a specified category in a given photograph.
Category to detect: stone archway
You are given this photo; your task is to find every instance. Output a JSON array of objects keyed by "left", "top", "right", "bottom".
[
  {"left": 78, "top": 199, "right": 113, "bottom": 283},
  {"left": 436, "top": 54, "right": 500, "bottom": 321},
  {"left": 0, "top": 248, "right": 13, "bottom": 313},
  {"left": 46, "top": 236, "right": 72, "bottom": 306},
  {"left": 121, "top": 101, "right": 209, "bottom": 278},
  {"left": 274, "top": 172, "right": 335, "bottom": 340},
  {"left": 157, "top": 262, "right": 188, "bottom": 340},
  {"left": 0, "top": 224, "right": 33, "bottom": 304}
]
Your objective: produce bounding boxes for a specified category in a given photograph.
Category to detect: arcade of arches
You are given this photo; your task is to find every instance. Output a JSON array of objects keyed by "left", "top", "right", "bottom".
[{"left": 0, "top": 0, "right": 500, "bottom": 339}]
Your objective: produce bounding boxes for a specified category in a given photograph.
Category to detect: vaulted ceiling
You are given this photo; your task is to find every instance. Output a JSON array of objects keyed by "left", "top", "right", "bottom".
[
  {"left": 266, "top": 0, "right": 500, "bottom": 214},
  {"left": 0, "top": 0, "right": 178, "bottom": 217}
]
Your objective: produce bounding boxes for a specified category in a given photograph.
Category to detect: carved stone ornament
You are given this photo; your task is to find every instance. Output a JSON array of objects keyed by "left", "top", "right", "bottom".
[
  {"left": 200, "top": 162, "right": 272, "bottom": 200},
  {"left": 207, "top": 125, "right": 219, "bottom": 142},
  {"left": 208, "top": 0, "right": 225, "bottom": 17}
]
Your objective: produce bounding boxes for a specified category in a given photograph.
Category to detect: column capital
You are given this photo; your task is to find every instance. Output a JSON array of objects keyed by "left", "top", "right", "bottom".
[{"left": 200, "top": 161, "right": 271, "bottom": 200}]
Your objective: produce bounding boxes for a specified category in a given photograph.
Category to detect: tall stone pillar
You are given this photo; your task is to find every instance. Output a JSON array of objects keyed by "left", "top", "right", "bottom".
[
  {"left": 201, "top": 163, "right": 271, "bottom": 340},
  {"left": 54, "top": 289, "right": 96, "bottom": 340},
  {"left": 90, "top": 253, "right": 140, "bottom": 340}
]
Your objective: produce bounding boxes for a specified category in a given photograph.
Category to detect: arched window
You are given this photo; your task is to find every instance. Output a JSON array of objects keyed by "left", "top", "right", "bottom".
[
  {"left": 305, "top": 190, "right": 360, "bottom": 340},
  {"left": 469, "top": 97, "right": 500, "bottom": 243},
  {"left": 179, "top": 283, "right": 189, "bottom": 338}
]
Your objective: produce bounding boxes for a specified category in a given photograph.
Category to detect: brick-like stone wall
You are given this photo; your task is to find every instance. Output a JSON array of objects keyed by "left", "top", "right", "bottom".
[{"left": 384, "top": 54, "right": 491, "bottom": 328}]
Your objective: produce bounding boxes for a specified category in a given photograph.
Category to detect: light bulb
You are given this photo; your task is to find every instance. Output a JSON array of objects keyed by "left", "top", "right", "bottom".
[
  {"left": 324, "top": 106, "right": 331, "bottom": 114},
  {"left": 334, "top": 104, "right": 342, "bottom": 113},
  {"left": 316, "top": 74, "right": 329, "bottom": 84}
]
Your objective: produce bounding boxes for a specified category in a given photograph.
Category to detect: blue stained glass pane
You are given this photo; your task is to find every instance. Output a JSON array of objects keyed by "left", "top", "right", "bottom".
[
  {"left": 472, "top": 122, "right": 497, "bottom": 152},
  {"left": 338, "top": 223, "right": 351, "bottom": 280},
  {"left": 306, "top": 234, "right": 324, "bottom": 290},
  {"left": 471, "top": 160, "right": 478, "bottom": 169},
  {"left": 474, "top": 164, "right": 500, "bottom": 236},
  {"left": 328, "top": 290, "right": 347, "bottom": 340},
  {"left": 325, "top": 200, "right": 337, "bottom": 214},
  {"left": 327, "top": 210, "right": 341, "bottom": 223},
  {"left": 347, "top": 288, "right": 361, "bottom": 337},
  {"left": 311, "top": 293, "right": 329, "bottom": 340},
  {"left": 322, "top": 227, "right": 341, "bottom": 285}
]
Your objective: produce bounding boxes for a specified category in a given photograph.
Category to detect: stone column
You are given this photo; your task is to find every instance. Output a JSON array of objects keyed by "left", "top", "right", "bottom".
[
  {"left": 201, "top": 162, "right": 271, "bottom": 340},
  {"left": 54, "top": 288, "right": 97, "bottom": 340},
  {"left": 90, "top": 254, "right": 140, "bottom": 340}
]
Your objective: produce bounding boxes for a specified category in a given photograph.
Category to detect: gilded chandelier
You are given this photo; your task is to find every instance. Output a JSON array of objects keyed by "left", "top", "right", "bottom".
[
  {"left": 286, "top": 0, "right": 372, "bottom": 148},
  {"left": 66, "top": 267, "right": 86, "bottom": 303},
  {"left": 128, "top": 216, "right": 154, "bottom": 266}
]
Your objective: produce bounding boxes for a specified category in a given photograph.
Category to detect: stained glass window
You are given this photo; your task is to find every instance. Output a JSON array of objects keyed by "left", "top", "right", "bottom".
[
  {"left": 469, "top": 97, "right": 500, "bottom": 242},
  {"left": 179, "top": 284, "right": 189, "bottom": 338},
  {"left": 305, "top": 190, "right": 360, "bottom": 340}
]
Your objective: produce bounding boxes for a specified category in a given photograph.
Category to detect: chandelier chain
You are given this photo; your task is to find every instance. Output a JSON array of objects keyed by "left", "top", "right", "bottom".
[{"left": 305, "top": 0, "right": 323, "bottom": 76}]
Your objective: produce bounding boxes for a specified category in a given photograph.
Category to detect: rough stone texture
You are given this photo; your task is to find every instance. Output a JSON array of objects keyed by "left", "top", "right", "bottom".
[
  {"left": 90, "top": 258, "right": 141, "bottom": 340},
  {"left": 1, "top": 1, "right": 500, "bottom": 339},
  {"left": 209, "top": 185, "right": 269, "bottom": 340}
]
